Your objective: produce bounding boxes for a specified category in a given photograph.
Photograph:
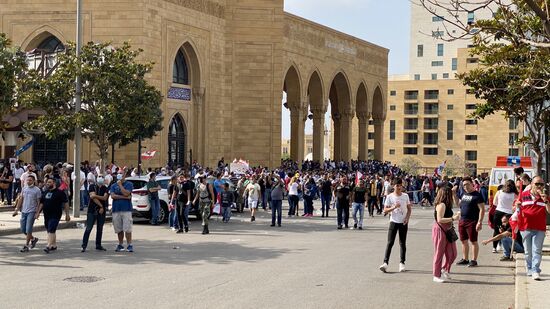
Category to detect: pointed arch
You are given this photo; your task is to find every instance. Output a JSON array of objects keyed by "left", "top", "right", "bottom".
[
  {"left": 21, "top": 26, "right": 67, "bottom": 52},
  {"left": 167, "top": 113, "right": 187, "bottom": 167},
  {"left": 372, "top": 84, "right": 385, "bottom": 120},
  {"left": 306, "top": 69, "right": 324, "bottom": 111},
  {"left": 283, "top": 64, "right": 302, "bottom": 108},
  {"left": 171, "top": 40, "right": 202, "bottom": 87},
  {"left": 355, "top": 82, "right": 369, "bottom": 115}
]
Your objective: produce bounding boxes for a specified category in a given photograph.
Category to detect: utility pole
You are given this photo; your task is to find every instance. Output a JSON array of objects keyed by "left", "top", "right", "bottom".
[{"left": 73, "top": 0, "right": 83, "bottom": 218}]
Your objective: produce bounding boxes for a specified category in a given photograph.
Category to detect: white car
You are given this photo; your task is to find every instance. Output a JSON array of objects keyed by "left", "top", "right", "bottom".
[{"left": 108, "top": 176, "right": 172, "bottom": 223}]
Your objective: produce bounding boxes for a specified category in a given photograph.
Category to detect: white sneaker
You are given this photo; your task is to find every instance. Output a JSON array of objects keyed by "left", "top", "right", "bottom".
[
  {"left": 497, "top": 243, "right": 502, "bottom": 251},
  {"left": 441, "top": 270, "right": 452, "bottom": 280},
  {"left": 433, "top": 276, "right": 446, "bottom": 283},
  {"left": 492, "top": 248, "right": 497, "bottom": 253},
  {"left": 399, "top": 263, "right": 406, "bottom": 272},
  {"left": 533, "top": 272, "right": 541, "bottom": 280},
  {"left": 379, "top": 263, "right": 388, "bottom": 273}
]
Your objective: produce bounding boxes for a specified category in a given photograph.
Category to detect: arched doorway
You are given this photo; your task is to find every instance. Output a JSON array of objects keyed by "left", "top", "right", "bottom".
[
  {"left": 356, "top": 83, "right": 369, "bottom": 160},
  {"left": 329, "top": 72, "right": 352, "bottom": 161},
  {"left": 372, "top": 86, "right": 386, "bottom": 161},
  {"left": 168, "top": 115, "right": 187, "bottom": 168},
  {"left": 282, "top": 65, "right": 303, "bottom": 162},
  {"left": 307, "top": 70, "right": 326, "bottom": 163}
]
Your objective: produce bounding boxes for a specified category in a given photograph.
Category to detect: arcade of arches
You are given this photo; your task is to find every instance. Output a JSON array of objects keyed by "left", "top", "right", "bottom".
[{"left": 1, "top": 0, "right": 387, "bottom": 168}]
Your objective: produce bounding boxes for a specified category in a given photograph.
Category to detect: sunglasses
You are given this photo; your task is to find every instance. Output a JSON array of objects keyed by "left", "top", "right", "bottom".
[{"left": 534, "top": 183, "right": 545, "bottom": 187}]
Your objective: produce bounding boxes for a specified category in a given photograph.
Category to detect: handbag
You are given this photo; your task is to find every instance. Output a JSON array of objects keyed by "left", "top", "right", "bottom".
[{"left": 437, "top": 221, "right": 459, "bottom": 243}]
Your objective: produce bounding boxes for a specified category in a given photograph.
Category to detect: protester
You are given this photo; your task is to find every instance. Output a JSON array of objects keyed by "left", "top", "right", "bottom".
[
  {"left": 12, "top": 175, "right": 41, "bottom": 252},
  {"left": 110, "top": 170, "right": 134, "bottom": 252},
  {"left": 220, "top": 183, "right": 234, "bottom": 223},
  {"left": 168, "top": 175, "right": 179, "bottom": 231},
  {"left": 456, "top": 176, "right": 485, "bottom": 267},
  {"left": 193, "top": 176, "right": 214, "bottom": 234},
  {"left": 36, "top": 177, "right": 70, "bottom": 253},
  {"left": 245, "top": 176, "right": 261, "bottom": 222},
  {"left": 336, "top": 177, "right": 351, "bottom": 230},
  {"left": 147, "top": 172, "right": 162, "bottom": 225},
  {"left": 351, "top": 179, "right": 367, "bottom": 230},
  {"left": 176, "top": 173, "right": 193, "bottom": 233},
  {"left": 270, "top": 175, "right": 284, "bottom": 227},
  {"left": 432, "top": 186, "right": 460, "bottom": 283},
  {"left": 492, "top": 180, "right": 518, "bottom": 253},
  {"left": 81, "top": 176, "right": 108, "bottom": 252},
  {"left": 482, "top": 214, "right": 524, "bottom": 261}
]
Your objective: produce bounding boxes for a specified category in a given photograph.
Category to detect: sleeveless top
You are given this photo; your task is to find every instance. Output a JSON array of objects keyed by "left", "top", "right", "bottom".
[
  {"left": 434, "top": 205, "right": 453, "bottom": 220},
  {"left": 496, "top": 191, "right": 515, "bottom": 214}
]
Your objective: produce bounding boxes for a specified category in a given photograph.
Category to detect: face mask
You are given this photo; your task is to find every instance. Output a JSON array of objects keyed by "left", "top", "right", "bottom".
[
  {"left": 117, "top": 174, "right": 123, "bottom": 181},
  {"left": 97, "top": 178, "right": 105, "bottom": 186}
]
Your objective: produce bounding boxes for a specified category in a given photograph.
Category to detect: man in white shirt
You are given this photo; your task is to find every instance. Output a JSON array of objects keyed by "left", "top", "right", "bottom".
[
  {"left": 20, "top": 164, "right": 38, "bottom": 190},
  {"left": 245, "top": 176, "right": 261, "bottom": 222},
  {"left": 380, "top": 178, "right": 412, "bottom": 273},
  {"left": 72, "top": 168, "right": 86, "bottom": 211}
]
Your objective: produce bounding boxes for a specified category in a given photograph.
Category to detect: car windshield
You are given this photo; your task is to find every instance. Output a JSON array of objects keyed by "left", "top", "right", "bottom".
[
  {"left": 127, "top": 180, "right": 147, "bottom": 190},
  {"left": 158, "top": 180, "right": 169, "bottom": 190}
]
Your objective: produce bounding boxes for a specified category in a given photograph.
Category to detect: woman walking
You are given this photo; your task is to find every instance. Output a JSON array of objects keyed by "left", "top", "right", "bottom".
[
  {"left": 491, "top": 180, "right": 518, "bottom": 253},
  {"left": 432, "top": 186, "right": 460, "bottom": 283}
]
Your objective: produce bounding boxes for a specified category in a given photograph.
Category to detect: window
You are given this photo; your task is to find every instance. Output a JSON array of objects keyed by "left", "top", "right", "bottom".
[
  {"left": 437, "top": 44, "right": 444, "bottom": 56},
  {"left": 465, "top": 150, "right": 477, "bottom": 161},
  {"left": 417, "top": 45, "right": 424, "bottom": 57},
  {"left": 466, "top": 104, "right": 477, "bottom": 110},
  {"left": 447, "top": 104, "right": 454, "bottom": 110},
  {"left": 404, "top": 118, "right": 418, "bottom": 130},
  {"left": 509, "top": 133, "right": 519, "bottom": 145},
  {"left": 509, "top": 117, "right": 519, "bottom": 130},
  {"left": 424, "top": 148, "right": 439, "bottom": 155},
  {"left": 389, "top": 149, "right": 396, "bottom": 155},
  {"left": 390, "top": 120, "right": 396, "bottom": 140},
  {"left": 368, "top": 132, "right": 375, "bottom": 140},
  {"left": 466, "top": 89, "right": 475, "bottom": 94},
  {"left": 369, "top": 119, "right": 374, "bottom": 125},
  {"left": 405, "top": 90, "right": 419, "bottom": 100},
  {"left": 466, "top": 119, "right": 478, "bottom": 125},
  {"left": 424, "top": 133, "right": 438, "bottom": 145},
  {"left": 404, "top": 147, "right": 418, "bottom": 155},
  {"left": 390, "top": 105, "right": 396, "bottom": 111},
  {"left": 424, "top": 90, "right": 439, "bottom": 100},
  {"left": 446, "top": 150, "right": 453, "bottom": 155},
  {"left": 448, "top": 89, "right": 454, "bottom": 95},
  {"left": 404, "top": 133, "right": 418, "bottom": 145},
  {"left": 467, "top": 11, "right": 475, "bottom": 24},
  {"left": 431, "top": 74, "right": 437, "bottom": 80},
  {"left": 424, "top": 118, "right": 439, "bottom": 130},
  {"left": 442, "top": 73, "right": 449, "bottom": 78},
  {"left": 432, "top": 61, "right": 444, "bottom": 67},
  {"left": 509, "top": 148, "right": 519, "bottom": 156},
  {"left": 404, "top": 103, "right": 418, "bottom": 115},
  {"left": 447, "top": 120, "right": 454, "bottom": 140},
  {"left": 390, "top": 90, "right": 396, "bottom": 96},
  {"left": 173, "top": 50, "right": 189, "bottom": 85},
  {"left": 432, "top": 31, "right": 444, "bottom": 38},
  {"left": 432, "top": 15, "right": 444, "bottom": 22},
  {"left": 467, "top": 58, "right": 479, "bottom": 64},
  {"left": 425, "top": 103, "right": 439, "bottom": 115},
  {"left": 414, "top": 74, "right": 420, "bottom": 80},
  {"left": 452, "top": 58, "right": 458, "bottom": 70},
  {"left": 465, "top": 135, "right": 478, "bottom": 141}
]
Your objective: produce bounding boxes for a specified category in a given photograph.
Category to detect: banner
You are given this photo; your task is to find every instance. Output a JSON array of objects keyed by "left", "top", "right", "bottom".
[
  {"left": 141, "top": 150, "right": 157, "bottom": 160},
  {"left": 14, "top": 139, "right": 34, "bottom": 157},
  {"left": 230, "top": 159, "right": 249, "bottom": 174}
]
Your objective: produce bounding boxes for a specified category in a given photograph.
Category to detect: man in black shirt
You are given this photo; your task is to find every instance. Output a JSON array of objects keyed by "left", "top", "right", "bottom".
[
  {"left": 320, "top": 175, "right": 332, "bottom": 218},
  {"left": 176, "top": 173, "right": 194, "bottom": 233},
  {"left": 36, "top": 178, "right": 70, "bottom": 253},
  {"left": 336, "top": 177, "right": 351, "bottom": 230},
  {"left": 81, "top": 176, "right": 109, "bottom": 252},
  {"left": 456, "top": 176, "right": 485, "bottom": 267}
]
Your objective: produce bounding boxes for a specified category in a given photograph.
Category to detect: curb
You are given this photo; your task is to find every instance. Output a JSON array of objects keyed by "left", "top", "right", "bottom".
[
  {"left": 0, "top": 218, "right": 86, "bottom": 236},
  {"left": 0, "top": 206, "right": 15, "bottom": 212},
  {"left": 515, "top": 254, "right": 528, "bottom": 309}
]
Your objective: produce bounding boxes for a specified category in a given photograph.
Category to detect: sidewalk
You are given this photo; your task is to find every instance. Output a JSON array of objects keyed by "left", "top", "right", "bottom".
[
  {"left": 515, "top": 230, "right": 550, "bottom": 309},
  {"left": 0, "top": 208, "right": 88, "bottom": 236}
]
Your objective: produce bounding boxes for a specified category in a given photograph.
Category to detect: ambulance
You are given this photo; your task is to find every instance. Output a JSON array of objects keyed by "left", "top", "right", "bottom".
[{"left": 488, "top": 156, "right": 535, "bottom": 206}]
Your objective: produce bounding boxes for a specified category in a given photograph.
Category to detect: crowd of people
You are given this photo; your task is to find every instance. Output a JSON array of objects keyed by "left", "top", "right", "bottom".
[{"left": 4, "top": 159, "right": 548, "bottom": 284}]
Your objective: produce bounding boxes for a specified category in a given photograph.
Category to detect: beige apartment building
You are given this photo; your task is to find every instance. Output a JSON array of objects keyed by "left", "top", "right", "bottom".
[{"left": 0, "top": 0, "right": 388, "bottom": 169}]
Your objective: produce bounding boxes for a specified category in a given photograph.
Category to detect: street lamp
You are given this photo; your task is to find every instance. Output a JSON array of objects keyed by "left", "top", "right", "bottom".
[{"left": 73, "top": 0, "right": 83, "bottom": 218}]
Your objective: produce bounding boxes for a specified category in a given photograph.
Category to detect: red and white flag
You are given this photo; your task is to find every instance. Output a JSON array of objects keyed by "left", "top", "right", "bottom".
[
  {"left": 356, "top": 171, "right": 363, "bottom": 185},
  {"left": 141, "top": 150, "right": 157, "bottom": 160}
]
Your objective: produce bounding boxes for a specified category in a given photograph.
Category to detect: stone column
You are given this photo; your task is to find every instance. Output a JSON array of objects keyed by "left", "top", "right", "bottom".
[
  {"left": 357, "top": 113, "right": 370, "bottom": 161},
  {"left": 311, "top": 108, "right": 325, "bottom": 163},
  {"left": 339, "top": 110, "right": 354, "bottom": 162},
  {"left": 193, "top": 87, "right": 205, "bottom": 164},
  {"left": 289, "top": 106, "right": 305, "bottom": 162},
  {"left": 332, "top": 115, "right": 341, "bottom": 161},
  {"left": 374, "top": 118, "right": 384, "bottom": 161}
]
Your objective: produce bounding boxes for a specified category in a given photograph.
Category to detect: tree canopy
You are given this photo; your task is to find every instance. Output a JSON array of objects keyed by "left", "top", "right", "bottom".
[{"left": 0, "top": 33, "right": 27, "bottom": 129}]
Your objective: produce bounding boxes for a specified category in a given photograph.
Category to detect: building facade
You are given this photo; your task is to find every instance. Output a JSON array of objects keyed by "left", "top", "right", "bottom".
[{"left": 0, "top": 0, "right": 388, "bottom": 169}]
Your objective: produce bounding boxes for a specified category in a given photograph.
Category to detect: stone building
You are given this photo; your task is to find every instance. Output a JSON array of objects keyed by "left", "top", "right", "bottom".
[{"left": 0, "top": 0, "right": 388, "bottom": 168}]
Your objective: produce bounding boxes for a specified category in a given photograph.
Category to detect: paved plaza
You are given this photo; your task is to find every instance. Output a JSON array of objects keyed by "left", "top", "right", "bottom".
[{"left": 0, "top": 201, "right": 515, "bottom": 309}]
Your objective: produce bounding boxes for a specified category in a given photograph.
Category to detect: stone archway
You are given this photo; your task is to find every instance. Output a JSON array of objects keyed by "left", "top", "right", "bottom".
[
  {"left": 372, "top": 86, "right": 385, "bottom": 161},
  {"left": 307, "top": 70, "right": 325, "bottom": 163},
  {"left": 283, "top": 65, "right": 303, "bottom": 162},
  {"left": 329, "top": 72, "right": 353, "bottom": 161},
  {"left": 167, "top": 114, "right": 187, "bottom": 167},
  {"left": 356, "top": 82, "right": 370, "bottom": 161}
]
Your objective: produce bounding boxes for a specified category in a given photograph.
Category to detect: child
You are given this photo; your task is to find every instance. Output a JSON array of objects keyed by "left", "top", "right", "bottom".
[{"left": 221, "top": 183, "right": 234, "bottom": 223}]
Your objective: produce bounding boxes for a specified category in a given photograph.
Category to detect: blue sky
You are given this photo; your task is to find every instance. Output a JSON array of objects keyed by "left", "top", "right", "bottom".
[{"left": 282, "top": 0, "right": 410, "bottom": 139}]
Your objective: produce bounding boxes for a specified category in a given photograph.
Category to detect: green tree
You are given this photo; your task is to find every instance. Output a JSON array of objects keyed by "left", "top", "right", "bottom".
[
  {"left": 0, "top": 33, "right": 27, "bottom": 128},
  {"left": 22, "top": 41, "right": 163, "bottom": 170},
  {"left": 419, "top": 1, "right": 550, "bottom": 174},
  {"left": 400, "top": 157, "right": 422, "bottom": 176}
]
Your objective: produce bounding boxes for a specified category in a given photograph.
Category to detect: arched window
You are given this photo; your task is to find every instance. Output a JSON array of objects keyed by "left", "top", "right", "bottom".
[
  {"left": 168, "top": 115, "right": 186, "bottom": 167},
  {"left": 173, "top": 50, "right": 189, "bottom": 85},
  {"left": 37, "top": 35, "right": 65, "bottom": 52}
]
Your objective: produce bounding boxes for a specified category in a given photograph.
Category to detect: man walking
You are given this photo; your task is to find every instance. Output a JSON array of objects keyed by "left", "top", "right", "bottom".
[
  {"left": 320, "top": 174, "right": 332, "bottom": 217},
  {"left": 12, "top": 175, "right": 41, "bottom": 252},
  {"left": 456, "top": 176, "right": 485, "bottom": 267},
  {"left": 110, "top": 171, "right": 134, "bottom": 252},
  {"left": 336, "top": 177, "right": 351, "bottom": 230},
  {"left": 380, "top": 178, "right": 412, "bottom": 273},
  {"left": 176, "top": 173, "right": 194, "bottom": 233},
  {"left": 147, "top": 172, "right": 162, "bottom": 225},
  {"left": 351, "top": 179, "right": 367, "bottom": 230},
  {"left": 245, "top": 176, "right": 261, "bottom": 222},
  {"left": 270, "top": 175, "right": 284, "bottom": 227},
  {"left": 193, "top": 176, "right": 214, "bottom": 234},
  {"left": 516, "top": 176, "right": 550, "bottom": 280},
  {"left": 81, "top": 176, "right": 108, "bottom": 252},
  {"left": 37, "top": 177, "right": 70, "bottom": 253}
]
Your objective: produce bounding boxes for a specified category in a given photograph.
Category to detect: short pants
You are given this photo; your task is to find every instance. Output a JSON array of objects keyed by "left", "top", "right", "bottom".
[
  {"left": 112, "top": 211, "right": 133, "bottom": 233},
  {"left": 20, "top": 212, "right": 36, "bottom": 234},
  {"left": 458, "top": 219, "right": 478, "bottom": 242}
]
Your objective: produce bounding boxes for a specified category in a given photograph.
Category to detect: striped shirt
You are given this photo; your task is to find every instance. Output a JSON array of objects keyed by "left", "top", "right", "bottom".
[{"left": 518, "top": 190, "right": 548, "bottom": 232}]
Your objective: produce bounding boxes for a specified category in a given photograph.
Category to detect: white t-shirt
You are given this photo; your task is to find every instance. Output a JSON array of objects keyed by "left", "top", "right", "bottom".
[
  {"left": 384, "top": 192, "right": 411, "bottom": 224},
  {"left": 496, "top": 191, "right": 515, "bottom": 214},
  {"left": 20, "top": 171, "right": 37, "bottom": 188},
  {"left": 246, "top": 183, "right": 261, "bottom": 200},
  {"left": 71, "top": 170, "right": 86, "bottom": 190},
  {"left": 288, "top": 182, "right": 299, "bottom": 196},
  {"left": 384, "top": 181, "right": 392, "bottom": 196},
  {"left": 14, "top": 167, "right": 25, "bottom": 182}
]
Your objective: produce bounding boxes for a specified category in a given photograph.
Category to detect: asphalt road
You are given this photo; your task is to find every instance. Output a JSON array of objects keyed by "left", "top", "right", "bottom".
[{"left": 0, "top": 202, "right": 514, "bottom": 309}]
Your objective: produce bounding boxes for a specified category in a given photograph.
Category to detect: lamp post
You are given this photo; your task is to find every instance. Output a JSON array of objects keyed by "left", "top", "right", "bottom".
[{"left": 72, "top": 0, "right": 83, "bottom": 218}]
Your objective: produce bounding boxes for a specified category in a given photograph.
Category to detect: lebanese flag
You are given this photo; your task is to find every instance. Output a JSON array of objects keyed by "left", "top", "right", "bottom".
[
  {"left": 434, "top": 161, "right": 446, "bottom": 176},
  {"left": 509, "top": 212, "right": 519, "bottom": 240},
  {"left": 356, "top": 171, "right": 363, "bottom": 185},
  {"left": 141, "top": 150, "right": 157, "bottom": 160}
]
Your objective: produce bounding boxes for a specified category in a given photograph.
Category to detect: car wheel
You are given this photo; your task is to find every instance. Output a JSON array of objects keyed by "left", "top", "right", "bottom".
[{"left": 159, "top": 202, "right": 169, "bottom": 224}]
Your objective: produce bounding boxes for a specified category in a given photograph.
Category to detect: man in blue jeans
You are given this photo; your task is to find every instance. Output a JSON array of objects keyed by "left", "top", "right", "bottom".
[
  {"left": 481, "top": 214, "right": 524, "bottom": 261},
  {"left": 81, "top": 176, "right": 108, "bottom": 252},
  {"left": 270, "top": 176, "right": 284, "bottom": 227},
  {"left": 320, "top": 175, "right": 332, "bottom": 217},
  {"left": 147, "top": 173, "right": 162, "bottom": 225}
]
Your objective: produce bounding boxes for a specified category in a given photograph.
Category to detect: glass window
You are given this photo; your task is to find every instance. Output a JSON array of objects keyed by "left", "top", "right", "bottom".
[
  {"left": 467, "top": 11, "right": 475, "bottom": 24},
  {"left": 404, "top": 118, "right": 418, "bottom": 130},
  {"left": 465, "top": 150, "right": 477, "bottom": 161},
  {"left": 173, "top": 50, "right": 189, "bottom": 85},
  {"left": 424, "top": 148, "right": 439, "bottom": 155},
  {"left": 509, "top": 133, "right": 519, "bottom": 145},
  {"left": 432, "top": 15, "right": 444, "bottom": 22},
  {"left": 467, "top": 58, "right": 479, "bottom": 64},
  {"left": 466, "top": 104, "right": 477, "bottom": 110},
  {"left": 509, "top": 148, "right": 519, "bottom": 156},
  {"left": 404, "top": 147, "right": 418, "bottom": 155},
  {"left": 424, "top": 133, "right": 438, "bottom": 145},
  {"left": 432, "top": 31, "right": 444, "bottom": 38},
  {"left": 417, "top": 45, "right": 424, "bottom": 57},
  {"left": 431, "top": 74, "right": 437, "bottom": 80},
  {"left": 424, "top": 90, "right": 439, "bottom": 100},
  {"left": 466, "top": 119, "right": 478, "bottom": 125},
  {"left": 368, "top": 132, "right": 375, "bottom": 140},
  {"left": 437, "top": 44, "right": 444, "bottom": 56},
  {"left": 390, "top": 120, "right": 396, "bottom": 140},
  {"left": 424, "top": 118, "right": 439, "bottom": 130},
  {"left": 446, "top": 150, "right": 453, "bottom": 155},
  {"left": 404, "top": 103, "right": 418, "bottom": 115},
  {"left": 424, "top": 103, "right": 439, "bottom": 115},
  {"left": 414, "top": 74, "right": 420, "bottom": 80},
  {"left": 431, "top": 61, "right": 444, "bottom": 67},
  {"left": 465, "top": 135, "right": 478, "bottom": 141},
  {"left": 404, "top": 133, "right": 418, "bottom": 145},
  {"left": 405, "top": 90, "right": 419, "bottom": 100},
  {"left": 447, "top": 120, "right": 453, "bottom": 140},
  {"left": 390, "top": 105, "right": 396, "bottom": 111},
  {"left": 447, "top": 104, "right": 454, "bottom": 110},
  {"left": 509, "top": 117, "right": 519, "bottom": 130},
  {"left": 452, "top": 58, "right": 458, "bottom": 70},
  {"left": 448, "top": 89, "right": 454, "bottom": 95},
  {"left": 389, "top": 149, "right": 396, "bottom": 155},
  {"left": 390, "top": 90, "right": 396, "bottom": 96},
  {"left": 442, "top": 73, "right": 449, "bottom": 78}
]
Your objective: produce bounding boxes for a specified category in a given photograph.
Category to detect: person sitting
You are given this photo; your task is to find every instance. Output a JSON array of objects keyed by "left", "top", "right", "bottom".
[{"left": 481, "top": 214, "right": 524, "bottom": 261}]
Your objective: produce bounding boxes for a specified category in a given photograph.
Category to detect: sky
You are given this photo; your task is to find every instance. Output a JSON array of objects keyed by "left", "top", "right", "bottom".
[{"left": 281, "top": 0, "right": 410, "bottom": 139}]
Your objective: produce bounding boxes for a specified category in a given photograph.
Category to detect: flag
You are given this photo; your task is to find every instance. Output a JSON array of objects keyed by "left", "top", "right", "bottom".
[
  {"left": 434, "top": 161, "right": 446, "bottom": 176},
  {"left": 141, "top": 150, "right": 157, "bottom": 160},
  {"left": 355, "top": 171, "right": 363, "bottom": 185},
  {"left": 14, "top": 139, "right": 34, "bottom": 157},
  {"left": 509, "top": 212, "right": 519, "bottom": 240}
]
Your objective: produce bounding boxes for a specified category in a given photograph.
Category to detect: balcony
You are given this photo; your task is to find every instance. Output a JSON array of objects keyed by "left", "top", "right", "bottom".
[
  {"left": 404, "top": 91, "right": 419, "bottom": 101},
  {"left": 424, "top": 90, "right": 439, "bottom": 101}
]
